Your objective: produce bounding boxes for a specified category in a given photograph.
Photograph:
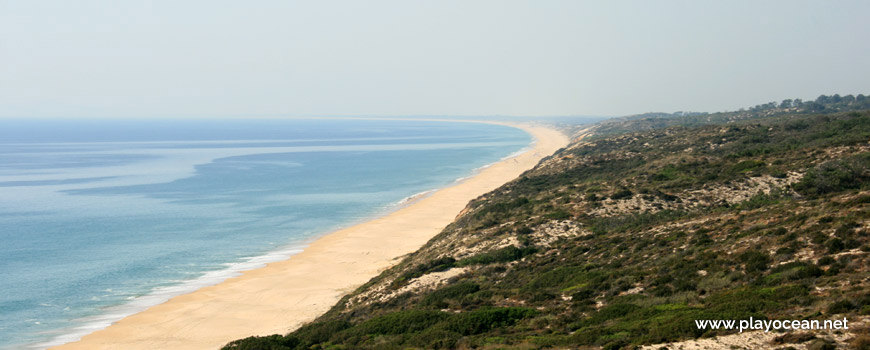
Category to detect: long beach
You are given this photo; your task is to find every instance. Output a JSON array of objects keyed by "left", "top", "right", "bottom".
[{"left": 52, "top": 122, "right": 570, "bottom": 350}]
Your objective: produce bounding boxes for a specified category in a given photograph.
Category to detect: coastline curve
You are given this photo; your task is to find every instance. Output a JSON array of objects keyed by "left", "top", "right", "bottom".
[{"left": 50, "top": 120, "right": 570, "bottom": 350}]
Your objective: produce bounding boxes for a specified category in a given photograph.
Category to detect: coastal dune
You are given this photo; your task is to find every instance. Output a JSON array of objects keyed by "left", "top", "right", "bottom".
[{"left": 52, "top": 122, "right": 570, "bottom": 350}]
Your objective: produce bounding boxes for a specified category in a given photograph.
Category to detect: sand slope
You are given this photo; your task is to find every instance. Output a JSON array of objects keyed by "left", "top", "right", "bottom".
[{"left": 52, "top": 122, "right": 569, "bottom": 350}]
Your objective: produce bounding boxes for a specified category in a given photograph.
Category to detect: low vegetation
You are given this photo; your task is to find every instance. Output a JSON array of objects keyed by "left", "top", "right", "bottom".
[{"left": 225, "top": 96, "right": 870, "bottom": 349}]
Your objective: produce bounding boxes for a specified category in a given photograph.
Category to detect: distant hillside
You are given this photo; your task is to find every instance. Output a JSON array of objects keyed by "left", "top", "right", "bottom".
[
  {"left": 593, "top": 94, "right": 870, "bottom": 136},
  {"left": 224, "top": 97, "right": 870, "bottom": 350}
]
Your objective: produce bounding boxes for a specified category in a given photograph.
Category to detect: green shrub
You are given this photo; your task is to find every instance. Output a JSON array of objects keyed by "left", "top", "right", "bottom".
[
  {"left": 546, "top": 209, "right": 572, "bottom": 220},
  {"left": 438, "top": 307, "right": 537, "bottom": 335},
  {"left": 827, "top": 300, "right": 856, "bottom": 314},
  {"left": 583, "top": 303, "right": 641, "bottom": 325},
  {"left": 735, "top": 191, "right": 782, "bottom": 210},
  {"left": 764, "top": 262, "right": 822, "bottom": 284},
  {"left": 407, "top": 329, "right": 460, "bottom": 349},
  {"left": 352, "top": 310, "right": 451, "bottom": 335},
  {"left": 591, "top": 210, "right": 686, "bottom": 234},
  {"left": 825, "top": 238, "right": 845, "bottom": 253},
  {"left": 293, "top": 319, "right": 351, "bottom": 344},
  {"left": 730, "top": 160, "right": 766, "bottom": 173},
  {"left": 421, "top": 282, "right": 480, "bottom": 309},
  {"left": 818, "top": 256, "right": 836, "bottom": 265},
  {"left": 457, "top": 246, "right": 537, "bottom": 266},
  {"left": 794, "top": 153, "right": 870, "bottom": 196},
  {"left": 524, "top": 265, "right": 604, "bottom": 291},
  {"left": 222, "top": 334, "right": 303, "bottom": 350},
  {"left": 739, "top": 250, "right": 771, "bottom": 274},
  {"left": 610, "top": 189, "right": 633, "bottom": 200}
]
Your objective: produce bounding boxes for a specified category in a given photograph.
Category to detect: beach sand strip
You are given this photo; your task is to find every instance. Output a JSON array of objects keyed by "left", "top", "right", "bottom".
[{"left": 52, "top": 122, "right": 570, "bottom": 350}]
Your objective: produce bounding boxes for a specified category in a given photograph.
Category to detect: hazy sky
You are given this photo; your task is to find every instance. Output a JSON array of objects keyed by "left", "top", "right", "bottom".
[{"left": 1, "top": 0, "right": 868, "bottom": 118}]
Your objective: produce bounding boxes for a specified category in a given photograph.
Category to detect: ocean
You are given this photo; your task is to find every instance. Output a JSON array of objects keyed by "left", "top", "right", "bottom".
[{"left": 0, "top": 118, "right": 531, "bottom": 349}]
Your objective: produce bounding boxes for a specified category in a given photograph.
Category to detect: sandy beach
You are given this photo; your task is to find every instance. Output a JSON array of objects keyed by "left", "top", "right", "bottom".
[{"left": 52, "top": 121, "right": 570, "bottom": 350}]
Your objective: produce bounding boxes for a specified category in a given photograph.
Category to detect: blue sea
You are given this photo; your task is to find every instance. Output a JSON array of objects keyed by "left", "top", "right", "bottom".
[{"left": 0, "top": 118, "right": 531, "bottom": 349}]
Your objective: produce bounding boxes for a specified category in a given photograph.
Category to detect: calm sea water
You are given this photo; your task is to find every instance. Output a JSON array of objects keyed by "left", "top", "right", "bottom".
[{"left": 0, "top": 118, "right": 530, "bottom": 349}]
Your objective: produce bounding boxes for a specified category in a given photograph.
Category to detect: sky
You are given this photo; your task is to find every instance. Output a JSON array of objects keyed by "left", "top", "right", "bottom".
[{"left": 1, "top": 0, "right": 868, "bottom": 118}]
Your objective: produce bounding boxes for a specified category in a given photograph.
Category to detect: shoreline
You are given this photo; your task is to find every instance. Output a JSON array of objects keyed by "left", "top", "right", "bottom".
[
  {"left": 50, "top": 121, "right": 570, "bottom": 350},
  {"left": 32, "top": 121, "right": 522, "bottom": 350}
]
